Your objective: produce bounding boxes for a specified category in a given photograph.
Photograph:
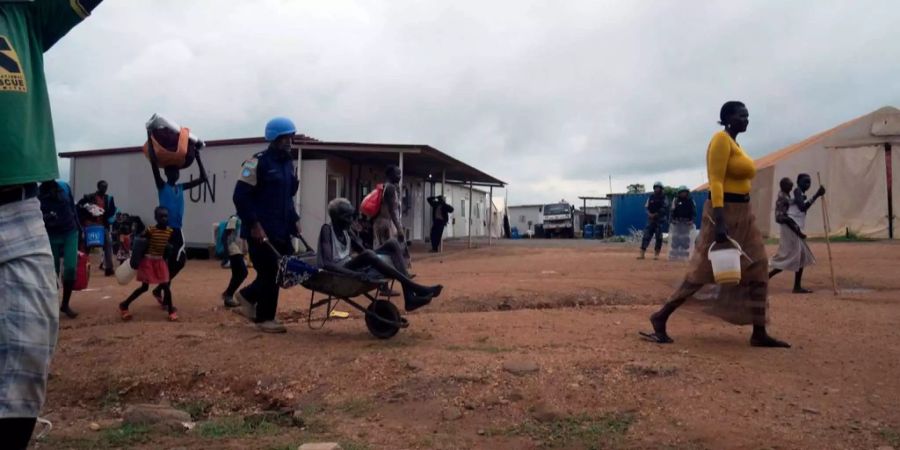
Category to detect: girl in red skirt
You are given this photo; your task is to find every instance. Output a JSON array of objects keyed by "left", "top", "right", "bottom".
[{"left": 119, "top": 206, "right": 178, "bottom": 321}]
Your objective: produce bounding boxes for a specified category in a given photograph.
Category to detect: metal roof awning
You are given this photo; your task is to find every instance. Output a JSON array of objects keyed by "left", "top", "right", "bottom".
[
  {"left": 59, "top": 136, "right": 505, "bottom": 187},
  {"left": 299, "top": 142, "right": 505, "bottom": 187}
]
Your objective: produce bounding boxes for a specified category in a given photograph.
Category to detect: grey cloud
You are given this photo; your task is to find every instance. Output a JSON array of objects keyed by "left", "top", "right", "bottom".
[{"left": 45, "top": 0, "right": 900, "bottom": 204}]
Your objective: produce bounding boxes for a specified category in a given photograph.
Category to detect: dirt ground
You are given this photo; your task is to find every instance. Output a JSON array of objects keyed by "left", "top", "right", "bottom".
[{"left": 36, "top": 239, "right": 900, "bottom": 450}]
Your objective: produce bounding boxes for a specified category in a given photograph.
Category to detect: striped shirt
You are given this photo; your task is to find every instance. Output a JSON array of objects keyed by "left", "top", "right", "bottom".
[{"left": 146, "top": 226, "right": 174, "bottom": 257}]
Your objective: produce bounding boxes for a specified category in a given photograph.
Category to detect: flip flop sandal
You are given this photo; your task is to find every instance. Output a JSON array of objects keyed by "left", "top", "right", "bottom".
[
  {"left": 119, "top": 307, "right": 133, "bottom": 321},
  {"left": 639, "top": 331, "right": 673, "bottom": 344}
]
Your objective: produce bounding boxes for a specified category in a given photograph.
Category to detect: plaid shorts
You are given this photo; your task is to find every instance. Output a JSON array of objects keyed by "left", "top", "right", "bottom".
[{"left": 0, "top": 197, "right": 59, "bottom": 418}]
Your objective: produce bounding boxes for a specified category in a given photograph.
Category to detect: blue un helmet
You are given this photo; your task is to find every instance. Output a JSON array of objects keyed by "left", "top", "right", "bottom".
[{"left": 264, "top": 117, "right": 297, "bottom": 142}]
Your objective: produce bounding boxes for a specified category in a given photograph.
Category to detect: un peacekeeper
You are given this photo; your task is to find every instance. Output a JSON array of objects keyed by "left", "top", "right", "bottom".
[
  {"left": 638, "top": 181, "right": 668, "bottom": 260},
  {"left": 232, "top": 117, "right": 302, "bottom": 334},
  {"left": 0, "top": 0, "right": 103, "bottom": 448}
]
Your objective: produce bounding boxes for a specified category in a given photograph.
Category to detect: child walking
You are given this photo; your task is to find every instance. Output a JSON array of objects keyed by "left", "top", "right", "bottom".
[
  {"left": 220, "top": 214, "right": 246, "bottom": 308},
  {"left": 119, "top": 206, "right": 178, "bottom": 321}
]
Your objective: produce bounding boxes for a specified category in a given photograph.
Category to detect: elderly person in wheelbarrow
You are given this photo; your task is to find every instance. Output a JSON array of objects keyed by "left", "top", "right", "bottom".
[{"left": 318, "top": 198, "right": 442, "bottom": 312}]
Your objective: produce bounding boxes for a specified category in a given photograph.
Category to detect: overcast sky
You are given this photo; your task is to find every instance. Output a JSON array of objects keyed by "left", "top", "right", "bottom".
[{"left": 48, "top": 0, "right": 900, "bottom": 204}]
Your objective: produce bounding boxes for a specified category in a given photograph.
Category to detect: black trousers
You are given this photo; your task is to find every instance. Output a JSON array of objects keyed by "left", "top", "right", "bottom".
[
  {"left": 430, "top": 220, "right": 447, "bottom": 251},
  {"left": 99, "top": 228, "right": 114, "bottom": 274},
  {"left": 225, "top": 254, "right": 248, "bottom": 296},
  {"left": 0, "top": 417, "right": 37, "bottom": 450},
  {"left": 166, "top": 228, "right": 186, "bottom": 281},
  {"left": 241, "top": 238, "right": 293, "bottom": 322},
  {"left": 641, "top": 220, "right": 664, "bottom": 252}
]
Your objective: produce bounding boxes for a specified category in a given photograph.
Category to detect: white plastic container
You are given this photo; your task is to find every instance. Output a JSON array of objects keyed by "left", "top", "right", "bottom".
[
  {"left": 708, "top": 238, "right": 747, "bottom": 285},
  {"left": 115, "top": 261, "right": 136, "bottom": 285}
]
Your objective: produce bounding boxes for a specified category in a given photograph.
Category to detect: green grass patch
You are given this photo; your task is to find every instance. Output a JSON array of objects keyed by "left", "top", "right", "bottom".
[
  {"left": 338, "top": 398, "right": 375, "bottom": 418},
  {"left": 292, "top": 403, "right": 329, "bottom": 434},
  {"left": 99, "top": 384, "right": 122, "bottom": 411},
  {"left": 102, "top": 424, "right": 152, "bottom": 447},
  {"left": 176, "top": 399, "right": 213, "bottom": 420},
  {"left": 196, "top": 416, "right": 280, "bottom": 439},
  {"left": 826, "top": 236, "right": 876, "bottom": 242},
  {"left": 503, "top": 412, "right": 635, "bottom": 449},
  {"left": 341, "top": 440, "right": 373, "bottom": 450},
  {"left": 38, "top": 436, "right": 98, "bottom": 450},
  {"left": 881, "top": 428, "right": 900, "bottom": 447},
  {"left": 446, "top": 344, "right": 513, "bottom": 354},
  {"left": 823, "top": 229, "right": 876, "bottom": 242},
  {"left": 38, "top": 424, "right": 153, "bottom": 449}
]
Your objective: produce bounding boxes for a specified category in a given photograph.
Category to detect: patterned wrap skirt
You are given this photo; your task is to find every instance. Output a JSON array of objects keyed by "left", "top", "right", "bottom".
[{"left": 677, "top": 199, "right": 769, "bottom": 326}]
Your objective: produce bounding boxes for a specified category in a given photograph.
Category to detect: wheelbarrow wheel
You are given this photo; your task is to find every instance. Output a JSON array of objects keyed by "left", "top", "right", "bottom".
[{"left": 365, "top": 300, "right": 401, "bottom": 339}]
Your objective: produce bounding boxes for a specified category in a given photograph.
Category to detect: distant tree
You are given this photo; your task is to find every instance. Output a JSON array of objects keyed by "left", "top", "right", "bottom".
[
  {"left": 626, "top": 183, "right": 645, "bottom": 194},
  {"left": 663, "top": 185, "right": 678, "bottom": 200}
]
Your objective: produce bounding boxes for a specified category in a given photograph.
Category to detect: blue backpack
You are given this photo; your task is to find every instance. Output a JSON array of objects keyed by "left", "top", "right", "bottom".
[
  {"left": 215, "top": 220, "right": 229, "bottom": 259},
  {"left": 215, "top": 216, "right": 241, "bottom": 259}
]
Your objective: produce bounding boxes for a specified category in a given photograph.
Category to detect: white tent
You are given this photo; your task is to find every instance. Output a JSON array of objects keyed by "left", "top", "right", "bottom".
[
  {"left": 743, "top": 106, "right": 900, "bottom": 239},
  {"left": 489, "top": 197, "right": 505, "bottom": 239}
]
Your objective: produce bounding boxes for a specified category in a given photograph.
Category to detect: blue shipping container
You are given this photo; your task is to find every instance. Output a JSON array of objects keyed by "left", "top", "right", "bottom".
[{"left": 610, "top": 192, "right": 707, "bottom": 236}]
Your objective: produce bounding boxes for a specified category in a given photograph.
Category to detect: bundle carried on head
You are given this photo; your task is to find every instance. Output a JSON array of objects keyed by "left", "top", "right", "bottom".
[
  {"left": 81, "top": 202, "right": 105, "bottom": 218},
  {"left": 142, "top": 114, "right": 204, "bottom": 169}
]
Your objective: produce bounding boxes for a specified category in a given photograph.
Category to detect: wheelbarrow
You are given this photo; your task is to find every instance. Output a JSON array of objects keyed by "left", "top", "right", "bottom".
[{"left": 268, "top": 237, "right": 409, "bottom": 339}]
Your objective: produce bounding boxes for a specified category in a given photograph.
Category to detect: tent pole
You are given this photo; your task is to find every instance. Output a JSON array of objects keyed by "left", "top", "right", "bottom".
[
  {"left": 817, "top": 172, "right": 838, "bottom": 295},
  {"left": 441, "top": 170, "right": 446, "bottom": 253},
  {"left": 886, "top": 143, "right": 894, "bottom": 239},
  {"left": 468, "top": 181, "right": 473, "bottom": 249}
]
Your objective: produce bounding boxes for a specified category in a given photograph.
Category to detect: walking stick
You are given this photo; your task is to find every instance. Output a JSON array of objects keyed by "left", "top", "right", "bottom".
[{"left": 817, "top": 172, "right": 838, "bottom": 295}]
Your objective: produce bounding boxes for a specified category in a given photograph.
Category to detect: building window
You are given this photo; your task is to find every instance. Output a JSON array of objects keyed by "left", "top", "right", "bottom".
[
  {"left": 519, "top": 215, "right": 526, "bottom": 223},
  {"left": 327, "top": 175, "right": 343, "bottom": 201},
  {"left": 460, "top": 200, "right": 466, "bottom": 217},
  {"left": 475, "top": 203, "right": 481, "bottom": 219}
]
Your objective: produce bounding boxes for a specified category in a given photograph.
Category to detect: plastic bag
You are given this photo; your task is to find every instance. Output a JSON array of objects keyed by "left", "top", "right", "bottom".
[{"left": 360, "top": 184, "right": 384, "bottom": 218}]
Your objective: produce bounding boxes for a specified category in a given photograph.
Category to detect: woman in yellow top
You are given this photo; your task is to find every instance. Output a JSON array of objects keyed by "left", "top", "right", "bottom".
[{"left": 641, "top": 101, "right": 790, "bottom": 348}]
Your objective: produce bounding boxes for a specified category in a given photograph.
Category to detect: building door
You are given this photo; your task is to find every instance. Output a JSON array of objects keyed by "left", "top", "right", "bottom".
[
  {"left": 301, "top": 160, "right": 328, "bottom": 247},
  {"left": 327, "top": 174, "right": 343, "bottom": 202}
]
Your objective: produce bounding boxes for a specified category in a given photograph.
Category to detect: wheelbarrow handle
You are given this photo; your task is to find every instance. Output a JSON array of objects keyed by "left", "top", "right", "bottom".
[
  {"left": 263, "top": 239, "right": 283, "bottom": 258},
  {"left": 263, "top": 234, "right": 315, "bottom": 258},
  {"left": 295, "top": 234, "right": 315, "bottom": 253}
]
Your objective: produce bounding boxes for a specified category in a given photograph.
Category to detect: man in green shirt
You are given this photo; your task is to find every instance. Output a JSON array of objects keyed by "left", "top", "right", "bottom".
[{"left": 0, "top": 1, "right": 102, "bottom": 448}]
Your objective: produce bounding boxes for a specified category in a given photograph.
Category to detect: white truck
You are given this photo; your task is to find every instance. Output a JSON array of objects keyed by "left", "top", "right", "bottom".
[{"left": 542, "top": 202, "right": 575, "bottom": 238}]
